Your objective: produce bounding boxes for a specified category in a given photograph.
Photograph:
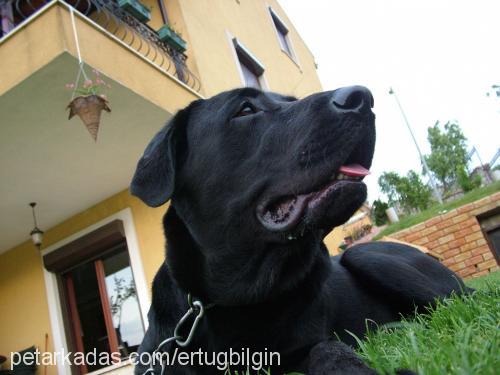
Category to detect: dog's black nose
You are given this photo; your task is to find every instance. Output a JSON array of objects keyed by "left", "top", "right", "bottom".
[{"left": 331, "top": 86, "right": 374, "bottom": 113}]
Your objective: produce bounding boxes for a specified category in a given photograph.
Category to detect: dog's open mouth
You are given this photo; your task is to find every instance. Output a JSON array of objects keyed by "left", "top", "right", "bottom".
[{"left": 256, "top": 164, "right": 370, "bottom": 232}]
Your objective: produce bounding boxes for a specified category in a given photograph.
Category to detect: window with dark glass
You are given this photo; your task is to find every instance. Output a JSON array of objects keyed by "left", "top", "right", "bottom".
[
  {"left": 63, "top": 244, "right": 144, "bottom": 373},
  {"left": 233, "top": 39, "right": 264, "bottom": 89},
  {"left": 270, "top": 9, "right": 293, "bottom": 57},
  {"left": 43, "top": 220, "right": 144, "bottom": 374}
]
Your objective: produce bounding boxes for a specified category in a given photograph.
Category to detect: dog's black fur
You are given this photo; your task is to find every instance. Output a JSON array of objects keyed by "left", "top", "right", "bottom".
[{"left": 131, "top": 87, "right": 468, "bottom": 374}]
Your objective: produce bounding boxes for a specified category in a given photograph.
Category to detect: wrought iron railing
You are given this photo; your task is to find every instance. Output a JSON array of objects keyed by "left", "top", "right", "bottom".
[{"left": 0, "top": 0, "right": 201, "bottom": 92}]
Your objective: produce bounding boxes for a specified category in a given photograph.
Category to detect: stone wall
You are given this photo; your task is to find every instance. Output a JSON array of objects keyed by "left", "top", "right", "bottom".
[{"left": 390, "top": 192, "right": 500, "bottom": 278}]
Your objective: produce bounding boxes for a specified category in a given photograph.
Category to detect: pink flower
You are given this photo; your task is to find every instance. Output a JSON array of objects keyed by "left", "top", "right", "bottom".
[
  {"left": 83, "top": 79, "right": 93, "bottom": 88},
  {"left": 65, "top": 83, "right": 75, "bottom": 89},
  {"left": 93, "top": 69, "right": 100, "bottom": 76}
]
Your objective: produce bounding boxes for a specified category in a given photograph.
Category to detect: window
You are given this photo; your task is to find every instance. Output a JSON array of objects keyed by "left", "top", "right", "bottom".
[
  {"left": 233, "top": 38, "right": 265, "bottom": 89},
  {"left": 43, "top": 220, "right": 144, "bottom": 374},
  {"left": 269, "top": 8, "right": 294, "bottom": 58}
]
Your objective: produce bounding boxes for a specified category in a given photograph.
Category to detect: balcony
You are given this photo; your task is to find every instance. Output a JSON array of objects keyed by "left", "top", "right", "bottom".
[
  {"left": 0, "top": 0, "right": 204, "bottom": 253},
  {"left": 0, "top": 0, "right": 201, "bottom": 92}
]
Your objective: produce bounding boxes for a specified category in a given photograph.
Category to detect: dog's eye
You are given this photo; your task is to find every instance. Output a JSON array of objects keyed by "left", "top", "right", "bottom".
[{"left": 234, "top": 102, "right": 257, "bottom": 118}]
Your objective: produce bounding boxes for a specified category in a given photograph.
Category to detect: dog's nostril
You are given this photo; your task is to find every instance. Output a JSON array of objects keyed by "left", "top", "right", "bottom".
[{"left": 331, "top": 86, "right": 374, "bottom": 112}]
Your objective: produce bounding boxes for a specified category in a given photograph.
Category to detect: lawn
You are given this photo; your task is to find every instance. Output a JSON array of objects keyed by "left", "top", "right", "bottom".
[
  {"left": 228, "top": 272, "right": 499, "bottom": 375},
  {"left": 374, "top": 181, "right": 500, "bottom": 240},
  {"left": 355, "top": 271, "right": 500, "bottom": 375}
]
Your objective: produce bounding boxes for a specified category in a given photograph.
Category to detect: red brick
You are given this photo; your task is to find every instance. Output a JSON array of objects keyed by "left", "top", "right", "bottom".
[
  {"left": 458, "top": 266, "right": 476, "bottom": 277},
  {"left": 457, "top": 204, "right": 473, "bottom": 214},
  {"left": 414, "top": 237, "right": 429, "bottom": 246},
  {"left": 427, "top": 240, "right": 439, "bottom": 248},
  {"left": 478, "top": 259, "right": 497, "bottom": 270},
  {"left": 471, "top": 270, "right": 490, "bottom": 278},
  {"left": 454, "top": 251, "right": 472, "bottom": 262},
  {"left": 442, "top": 258, "right": 456, "bottom": 267},
  {"left": 434, "top": 243, "right": 450, "bottom": 253},
  {"left": 420, "top": 227, "right": 437, "bottom": 236},
  {"left": 465, "top": 255, "right": 483, "bottom": 266},
  {"left": 406, "top": 232, "right": 423, "bottom": 242},
  {"left": 472, "top": 246, "right": 490, "bottom": 256},
  {"left": 443, "top": 224, "right": 461, "bottom": 235},
  {"left": 473, "top": 197, "right": 492, "bottom": 208},
  {"left": 448, "top": 238, "right": 467, "bottom": 248},
  {"left": 476, "top": 238, "right": 487, "bottom": 246},
  {"left": 391, "top": 228, "right": 411, "bottom": 238},
  {"left": 465, "top": 232, "right": 484, "bottom": 243},
  {"left": 454, "top": 227, "right": 474, "bottom": 239},
  {"left": 439, "top": 234, "right": 455, "bottom": 245},
  {"left": 411, "top": 223, "right": 427, "bottom": 232},
  {"left": 449, "top": 262, "right": 466, "bottom": 271},
  {"left": 442, "top": 248, "right": 460, "bottom": 258},
  {"left": 425, "top": 216, "right": 442, "bottom": 227},
  {"left": 428, "top": 231, "right": 445, "bottom": 242},
  {"left": 452, "top": 213, "right": 469, "bottom": 224},
  {"left": 436, "top": 219, "right": 457, "bottom": 230},
  {"left": 460, "top": 242, "right": 476, "bottom": 252},
  {"left": 483, "top": 252, "right": 494, "bottom": 261},
  {"left": 441, "top": 209, "right": 458, "bottom": 220}
]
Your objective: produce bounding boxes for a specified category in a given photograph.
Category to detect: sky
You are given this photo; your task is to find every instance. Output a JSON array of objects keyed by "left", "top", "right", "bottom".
[{"left": 280, "top": 0, "right": 500, "bottom": 203}]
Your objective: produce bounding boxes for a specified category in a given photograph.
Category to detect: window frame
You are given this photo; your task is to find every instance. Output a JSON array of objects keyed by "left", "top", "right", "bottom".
[
  {"left": 268, "top": 7, "right": 298, "bottom": 64},
  {"left": 228, "top": 34, "right": 268, "bottom": 89},
  {"left": 41, "top": 209, "right": 150, "bottom": 375}
]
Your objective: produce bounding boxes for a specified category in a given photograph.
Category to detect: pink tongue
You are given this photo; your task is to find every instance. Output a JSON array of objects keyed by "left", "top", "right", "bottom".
[{"left": 339, "top": 164, "right": 370, "bottom": 177}]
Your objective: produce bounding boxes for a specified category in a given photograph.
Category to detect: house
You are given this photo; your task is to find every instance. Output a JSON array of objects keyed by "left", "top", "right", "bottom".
[
  {"left": 0, "top": 1, "right": 323, "bottom": 374},
  {"left": 324, "top": 203, "right": 373, "bottom": 254}
]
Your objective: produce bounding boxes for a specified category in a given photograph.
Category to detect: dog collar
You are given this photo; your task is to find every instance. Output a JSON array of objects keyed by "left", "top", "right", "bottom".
[{"left": 142, "top": 294, "right": 215, "bottom": 375}]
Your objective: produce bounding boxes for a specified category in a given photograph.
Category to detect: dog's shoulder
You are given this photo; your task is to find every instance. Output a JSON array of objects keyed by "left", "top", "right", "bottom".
[{"left": 339, "top": 241, "right": 469, "bottom": 310}]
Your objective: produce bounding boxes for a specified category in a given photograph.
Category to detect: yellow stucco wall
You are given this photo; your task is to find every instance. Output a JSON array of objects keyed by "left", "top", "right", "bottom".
[
  {"left": 173, "top": 0, "right": 322, "bottom": 98},
  {"left": 0, "top": 3, "right": 200, "bottom": 112},
  {"left": 0, "top": 1, "right": 324, "bottom": 373},
  {"left": 324, "top": 212, "right": 373, "bottom": 255},
  {"left": 0, "top": 190, "right": 167, "bottom": 372}
]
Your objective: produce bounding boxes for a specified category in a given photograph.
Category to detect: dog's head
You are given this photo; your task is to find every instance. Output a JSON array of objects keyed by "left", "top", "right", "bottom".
[{"left": 131, "top": 87, "right": 375, "bottom": 304}]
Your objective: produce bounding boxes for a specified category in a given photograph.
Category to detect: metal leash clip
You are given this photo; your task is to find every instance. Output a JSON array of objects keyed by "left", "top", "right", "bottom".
[{"left": 141, "top": 294, "right": 205, "bottom": 375}]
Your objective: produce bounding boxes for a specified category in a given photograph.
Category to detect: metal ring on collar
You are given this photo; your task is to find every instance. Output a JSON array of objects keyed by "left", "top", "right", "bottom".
[{"left": 174, "top": 300, "right": 205, "bottom": 347}]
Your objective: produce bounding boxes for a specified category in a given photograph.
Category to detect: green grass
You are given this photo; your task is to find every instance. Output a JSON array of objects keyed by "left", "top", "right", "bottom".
[
  {"left": 355, "top": 272, "right": 500, "bottom": 375},
  {"left": 227, "top": 273, "right": 499, "bottom": 375},
  {"left": 374, "top": 181, "right": 500, "bottom": 240}
]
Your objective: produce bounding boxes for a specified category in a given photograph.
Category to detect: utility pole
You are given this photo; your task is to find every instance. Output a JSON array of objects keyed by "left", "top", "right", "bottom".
[{"left": 389, "top": 87, "right": 443, "bottom": 204}]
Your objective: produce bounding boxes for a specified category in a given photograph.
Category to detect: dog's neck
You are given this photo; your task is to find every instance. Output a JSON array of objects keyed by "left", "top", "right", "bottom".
[{"left": 163, "top": 205, "right": 332, "bottom": 308}]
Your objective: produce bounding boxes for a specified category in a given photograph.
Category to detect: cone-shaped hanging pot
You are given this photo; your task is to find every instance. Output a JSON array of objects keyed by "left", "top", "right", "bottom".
[{"left": 67, "top": 95, "right": 111, "bottom": 141}]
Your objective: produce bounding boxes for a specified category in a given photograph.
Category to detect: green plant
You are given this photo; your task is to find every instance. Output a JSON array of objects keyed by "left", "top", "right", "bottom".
[
  {"left": 354, "top": 272, "right": 499, "bottom": 374},
  {"left": 371, "top": 200, "right": 389, "bottom": 226},
  {"left": 378, "top": 170, "right": 433, "bottom": 213},
  {"left": 65, "top": 69, "right": 111, "bottom": 98},
  {"left": 456, "top": 165, "right": 481, "bottom": 192},
  {"left": 423, "top": 121, "right": 469, "bottom": 191}
]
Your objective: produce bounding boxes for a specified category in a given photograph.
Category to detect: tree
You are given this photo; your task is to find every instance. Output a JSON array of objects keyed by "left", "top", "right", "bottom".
[
  {"left": 371, "top": 199, "right": 389, "bottom": 226},
  {"left": 456, "top": 165, "right": 481, "bottom": 192},
  {"left": 424, "top": 121, "right": 468, "bottom": 191},
  {"left": 378, "top": 170, "right": 433, "bottom": 213}
]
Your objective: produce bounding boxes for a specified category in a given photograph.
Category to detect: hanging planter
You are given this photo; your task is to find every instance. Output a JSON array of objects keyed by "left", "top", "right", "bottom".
[
  {"left": 66, "top": 68, "right": 111, "bottom": 141},
  {"left": 158, "top": 24, "right": 187, "bottom": 53},
  {"left": 67, "top": 95, "right": 111, "bottom": 141}
]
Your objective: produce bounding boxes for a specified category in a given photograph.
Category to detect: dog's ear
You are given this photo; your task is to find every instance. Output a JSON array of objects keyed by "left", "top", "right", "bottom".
[{"left": 130, "top": 106, "right": 191, "bottom": 207}]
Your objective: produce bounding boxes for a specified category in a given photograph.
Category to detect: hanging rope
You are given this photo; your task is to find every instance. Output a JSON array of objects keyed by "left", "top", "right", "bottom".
[{"left": 69, "top": 7, "right": 92, "bottom": 99}]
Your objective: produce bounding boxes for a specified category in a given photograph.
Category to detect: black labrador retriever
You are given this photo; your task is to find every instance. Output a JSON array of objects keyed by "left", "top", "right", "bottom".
[{"left": 131, "top": 87, "right": 467, "bottom": 374}]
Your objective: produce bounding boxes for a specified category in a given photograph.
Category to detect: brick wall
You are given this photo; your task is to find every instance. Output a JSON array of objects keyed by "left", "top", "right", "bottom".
[{"left": 390, "top": 192, "right": 500, "bottom": 279}]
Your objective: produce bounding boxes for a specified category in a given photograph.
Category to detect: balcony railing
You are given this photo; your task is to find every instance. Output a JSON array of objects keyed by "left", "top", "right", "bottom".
[{"left": 0, "top": 0, "right": 201, "bottom": 92}]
